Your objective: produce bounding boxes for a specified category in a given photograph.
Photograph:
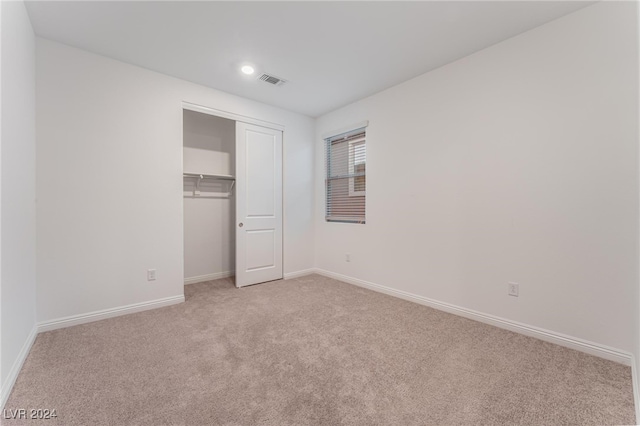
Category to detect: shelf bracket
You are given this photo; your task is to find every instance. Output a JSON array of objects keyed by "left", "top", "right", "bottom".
[{"left": 194, "top": 174, "right": 203, "bottom": 196}]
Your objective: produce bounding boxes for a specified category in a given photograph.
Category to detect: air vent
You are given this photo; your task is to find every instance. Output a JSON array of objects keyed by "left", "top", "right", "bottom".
[{"left": 258, "top": 73, "right": 287, "bottom": 87}]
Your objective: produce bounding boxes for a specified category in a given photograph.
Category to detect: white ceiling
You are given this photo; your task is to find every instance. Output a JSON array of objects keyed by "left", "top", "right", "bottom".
[{"left": 25, "top": 1, "right": 593, "bottom": 117}]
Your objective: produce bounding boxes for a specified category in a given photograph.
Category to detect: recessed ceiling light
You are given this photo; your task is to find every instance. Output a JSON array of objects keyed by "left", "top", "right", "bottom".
[{"left": 241, "top": 65, "right": 255, "bottom": 75}]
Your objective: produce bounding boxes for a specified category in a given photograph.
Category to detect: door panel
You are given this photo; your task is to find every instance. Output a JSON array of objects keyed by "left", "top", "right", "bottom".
[
  {"left": 236, "top": 122, "right": 283, "bottom": 287},
  {"left": 245, "top": 229, "right": 276, "bottom": 270},
  {"left": 246, "top": 136, "right": 276, "bottom": 217}
]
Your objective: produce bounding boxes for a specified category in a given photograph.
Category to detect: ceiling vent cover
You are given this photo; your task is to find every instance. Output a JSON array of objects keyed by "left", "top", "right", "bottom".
[{"left": 258, "top": 73, "right": 287, "bottom": 87}]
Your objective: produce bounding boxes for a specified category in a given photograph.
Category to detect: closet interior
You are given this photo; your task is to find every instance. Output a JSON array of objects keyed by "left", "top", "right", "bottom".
[{"left": 183, "top": 110, "right": 236, "bottom": 285}]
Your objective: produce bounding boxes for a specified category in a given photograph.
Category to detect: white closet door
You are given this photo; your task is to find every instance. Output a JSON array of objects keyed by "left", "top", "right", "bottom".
[{"left": 235, "top": 122, "right": 283, "bottom": 288}]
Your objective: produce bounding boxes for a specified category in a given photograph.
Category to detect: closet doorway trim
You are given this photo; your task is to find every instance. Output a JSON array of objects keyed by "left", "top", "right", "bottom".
[{"left": 182, "top": 101, "right": 285, "bottom": 132}]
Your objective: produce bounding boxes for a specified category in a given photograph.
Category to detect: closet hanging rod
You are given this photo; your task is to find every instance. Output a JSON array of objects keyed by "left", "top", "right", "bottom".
[
  {"left": 183, "top": 173, "right": 235, "bottom": 181},
  {"left": 183, "top": 172, "right": 235, "bottom": 196}
]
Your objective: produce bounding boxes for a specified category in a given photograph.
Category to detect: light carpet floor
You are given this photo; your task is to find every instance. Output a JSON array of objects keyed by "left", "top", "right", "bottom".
[{"left": 3, "top": 274, "right": 635, "bottom": 425}]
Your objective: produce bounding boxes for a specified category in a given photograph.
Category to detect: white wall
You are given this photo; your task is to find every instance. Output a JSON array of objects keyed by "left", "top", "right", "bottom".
[
  {"left": 636, "top": 1, "right": 640, "bottom": 415},
  {"left": 1, "top": 0, "right": 36, "bottom": 401},
  {"left": 36, "top": 39, "right": 315, "bottom": 322},
  {"left": 183, "top": 111, "right": 235, "bottom": 280},
  {"left": 315, "top": 2, "right": 638, "bottom": 354},
  {"left": 0, "top": 0, "right": 4, "bottom": 390}
]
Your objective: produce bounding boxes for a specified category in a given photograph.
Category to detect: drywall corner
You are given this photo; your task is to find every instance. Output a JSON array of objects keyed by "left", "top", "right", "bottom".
[{"left": 0, "top": 0, "right": 37, "bottom": 407}]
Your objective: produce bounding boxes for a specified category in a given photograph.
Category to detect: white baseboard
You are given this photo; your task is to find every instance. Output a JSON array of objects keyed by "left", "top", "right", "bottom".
[
  {"left": 315, "top": 269, "right": 633, "bottom": 366},
  {"left": 184, "top": 271, "right": 234, "bottom": 285},
  {"left": 1, "top": 325, "right": 37, "bottom": 410},
  {"left": 37, "top": 295, "right": 185, "bottom": 333},
  {"left": 283, "top": 269, "right": 317, "bottom": 280},
  {"left": 186, "top": 269, "right": 316, "bottom": 284}
]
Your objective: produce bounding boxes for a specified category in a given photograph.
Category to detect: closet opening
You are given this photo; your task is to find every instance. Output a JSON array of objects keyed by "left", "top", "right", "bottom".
[
  {"left": 182, "top": 104, "right": 284, "bottom": 288},
  {"left": 183, "top": 110, "right": 236, "bottom": 286}
]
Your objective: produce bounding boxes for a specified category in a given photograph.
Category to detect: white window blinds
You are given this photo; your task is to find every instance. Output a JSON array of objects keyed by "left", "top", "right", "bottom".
[{"left": 325, "top": 128, "right": 366, "bottom": 224}]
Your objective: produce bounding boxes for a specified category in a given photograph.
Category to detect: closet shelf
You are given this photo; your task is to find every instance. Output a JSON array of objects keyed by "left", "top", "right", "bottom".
[
  {"left": 183, "top": 173, "right": 235, "bottom": 196},
  {"left": 183, "top": 172, "right": 235, "bottom": 180}
]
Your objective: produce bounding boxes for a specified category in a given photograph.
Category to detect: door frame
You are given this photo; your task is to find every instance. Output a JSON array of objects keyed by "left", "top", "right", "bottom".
[
  {"left": 182, "top": 102, "right": 284, "bottom": 132},
  {"left": 180, "top": 101, "right": 285, "bottom": 287}
]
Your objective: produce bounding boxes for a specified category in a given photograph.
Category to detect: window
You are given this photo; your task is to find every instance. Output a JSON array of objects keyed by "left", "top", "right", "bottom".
[{"left": 325, "top": 127, "right": 366, "bottom": 223}]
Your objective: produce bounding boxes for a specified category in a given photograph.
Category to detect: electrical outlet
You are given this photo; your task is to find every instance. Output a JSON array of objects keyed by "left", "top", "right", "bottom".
[
  {"left": 345, "top": 253, "right": 351, "bottom": 262},
  {"left": 147, "top": 269, "right": 156, "bottom": 281},
  {"left": 508, "top": 282, "right": 519, "bottom": 297}
]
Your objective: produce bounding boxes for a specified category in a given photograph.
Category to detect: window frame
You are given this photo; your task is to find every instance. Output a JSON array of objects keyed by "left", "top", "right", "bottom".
[{"left": 324, "top": 126, "right": 367, "bottom": 224}]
